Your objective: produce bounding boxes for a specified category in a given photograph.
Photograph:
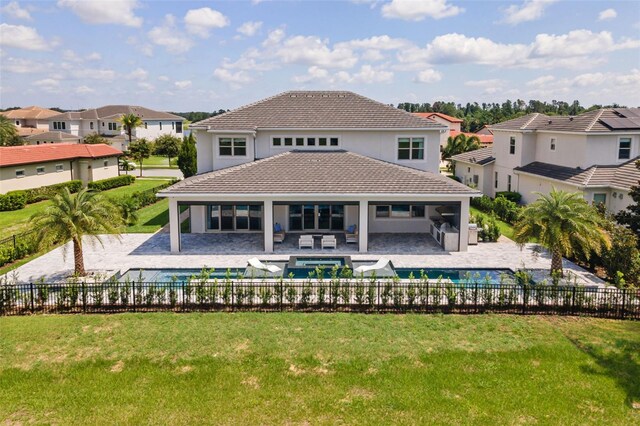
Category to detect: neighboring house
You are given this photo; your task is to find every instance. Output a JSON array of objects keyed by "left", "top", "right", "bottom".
[
  {"left": 476, "top": 125, "right": 493, "bottom": 136},
  {"left": 449, "top": 129, "right": 493, "bottom": 146},
  {"left": 413, "top": 112, "right": 462, "bottom": 152},
  {"left": 449, "top": 148, "right": 495, "bottom": 195},
  {"left": 24, "top": 131, "right": 81, "bottom": 145},
  {"left": 1, "top": 106, "right": 59, "bottom": 138},
  {"left": 0, "top": 144, "right": 122, "bottom": 194},
  {"left": 47, "top": 105, "right": 185, "bottom": 151},
  {"left": 451, "top": 108, "right": 640, "bottom": 213},
  {"left": 159, "top": 91, "right": 479, "bottom": 254}
]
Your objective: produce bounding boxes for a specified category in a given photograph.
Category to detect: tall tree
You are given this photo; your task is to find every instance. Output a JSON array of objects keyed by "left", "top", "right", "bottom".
[
  {"left": 442, "top": 133, "right": 481, "bottom": 173},
  {"left": 154, "top": 134, "right": 181, "bottom": 166},
  {"left": 513, "top": 189, "right": 610, "bottom": 276},
  {"left": 128, "top": 138, "right": 151, "bottom": 177},
  {"left": 31, "top": 188, "right": 122, "bottom": 276},
  {"left": 0, "top": 115, "right": 23, "bottom": 146},
  {"left": 118, "top": 113, "right": 143, "bottom": 148},
  {"left": 178, "top": 133, "right": 197, "bottom": 178},
  {"left": 615, "top": 160, "right": 640, "bottom": 238}
]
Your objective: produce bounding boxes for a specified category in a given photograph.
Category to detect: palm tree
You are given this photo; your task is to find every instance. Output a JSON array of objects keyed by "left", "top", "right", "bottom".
[
  {"left": 513, "top": 189, "right": 611, "bottom": 276},
  {"left": 0, "top": 115, "right": 21, "bottom": 146},
  {"left": 442, "top": 133, "right": 481, "bottom": 173},
  {"left": 31, "top": 188, "right": 123, "bottom": 276},
  {"left": 118, "top": 113, "right": 143, "bottom": 148}
]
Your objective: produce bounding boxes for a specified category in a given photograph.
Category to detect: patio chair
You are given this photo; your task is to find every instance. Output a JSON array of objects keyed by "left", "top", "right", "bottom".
[
  {"left": 345, "top": 224, "right": 358, "bottom": 244},
  {"left": 248, "top": 257, "right": 282, "bottom": 273},
  {"left": 299, "top": 235, "right": 314, "bottom": 249},
  {"left": 321, "top": 235, "right": 337, "bottom": 249},
  {"left": 354, "top": 257, "right": 390, "bottom": 274},
  {"left": 273, "top": 223, "right": 285, "bottom": 243}
]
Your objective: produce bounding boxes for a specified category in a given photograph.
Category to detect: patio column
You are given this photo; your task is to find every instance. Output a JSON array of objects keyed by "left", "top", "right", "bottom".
[
  {"left": 358, "top": 200, "right": 368, "bottom": 253},
  {"left": 458, "top": 198, "right": 470, "bottom": 252},
  {"left": 169, "top": 198, "right": 180, "bottom": 253},
  {"left": 264, "top": 200, "right": 274, "bottom": 253}
]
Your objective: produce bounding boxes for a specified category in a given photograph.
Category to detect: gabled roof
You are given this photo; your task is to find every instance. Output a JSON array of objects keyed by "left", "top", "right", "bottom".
[
  {"left": 413, "top": 112, "right": 463, "bottom": 123},
  {"left": 490, "top": 108, "right": 640, "bottom": 133},
  {"left": 0, "top": 144, "right": 121, "bottom": 167},
  {"left": 514, "top": 157, "right": 640, "bottom": 191},
  {"left": 17, "top": 127, "right": 48, "bottom": 137},
  {"left": 160, "top": 150, "right": 478, "bottom": 196},
  {"left": 450, "top": 148, "right": 495, "bottom": 166},
  {"left": 25, "top": 131, "right": 80, "bottom": 142},
  {"left": 49, "top": 105, "right": 183, "bottom": 121},
  {"left": 191, "top": 91, "right": 448, "bottom": 131},
  {"left": 1, "top": 106, "right": 60, "bottom": 120}
]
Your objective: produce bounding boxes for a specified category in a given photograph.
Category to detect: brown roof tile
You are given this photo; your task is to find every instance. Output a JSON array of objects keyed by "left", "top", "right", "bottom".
[
  {"left": 191, "top": 91, "right": 447, "bottom": 131},
  {"left": 490, "top": 108, "right": 640, "bottom": 133},
  {"left": 1, "top": 106, "right": 60, "bottom": 120},
  {"left": 49, "top": 105, "right": 183, "bottom": 121},
  {"left": 25, "top": 131, "right": 81, "bottom": 142},
  {"left": 160, "top": 150, "right": 478, "bottom": 196},
  {"left": 450, "top": 148, "right": 495, "bottom": 166},
  {"left": 0, "top": 144, "right": 121, "bottom": 167}
]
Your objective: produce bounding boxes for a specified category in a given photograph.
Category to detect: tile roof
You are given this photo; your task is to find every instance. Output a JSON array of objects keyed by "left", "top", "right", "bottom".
[
  {"left": 450, "top": 130, "right": 493, "bottom": 145},
  {"left": 450, "top": 148, "right": 495, "bottom": 166},
  {"left": 514, "top": 157, "right": 640, "bottom": 191},
  {"left": 1, "top": 106, "right": 60, "bottom": 120},
  {"left": 25, "top": 131, "right": 80, "bottom": 142},
  {"left": 49, "top": 105, "right": 183, "bottom": 121},
  {"left": 0, "top": 144, "right": 122, "bottom": 167},
  {"left": 191, "top": 91, "right": 448, "bottom": 131},
  {"left": 490, "top": 108, "right": 640, "bottom": 133},
  {"left": 160, "top": 150, "right": 478, "bottom": 196},
  {"left": 16, "top": 127, "right": 48, "bottom": 137},
  {"left": 413, "top": 112, "right": 463, "bottom": 123}
]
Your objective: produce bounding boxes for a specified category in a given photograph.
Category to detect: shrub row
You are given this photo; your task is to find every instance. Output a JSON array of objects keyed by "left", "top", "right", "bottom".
[
  {"left": 0, "top": 234, "right": 39, "bottom": 268},
  {"left": 495, "top": 191, "right": 522, "bottom": 203},
  {"left": 1, "top": 180, "right": 83, "bottom": 211},
  {"left": 128, "top": 179, "right": 178, "bottom": 208},
  {"left": 471, "top": 194, "right": 521, "bottom": 224},
  {"left": 88, "top": 175, "right": 135, "bottom": 191},
  {"left": 471, "top": 213, "right": 501, "bottom": 242}
]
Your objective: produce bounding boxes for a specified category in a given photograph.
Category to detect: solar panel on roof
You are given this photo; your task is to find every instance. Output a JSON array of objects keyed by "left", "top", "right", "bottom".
[
  {"left": 614, "top": 108, "right": 640, "bottom": 118},
  {"left": 600, "top": 117, "right": 640, "bottom": 130}
]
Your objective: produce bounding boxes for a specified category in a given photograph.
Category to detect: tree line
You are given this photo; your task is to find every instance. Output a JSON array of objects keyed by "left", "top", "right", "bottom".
[{"left": 397, "top": 99, "right": 626, "bottom": 133}]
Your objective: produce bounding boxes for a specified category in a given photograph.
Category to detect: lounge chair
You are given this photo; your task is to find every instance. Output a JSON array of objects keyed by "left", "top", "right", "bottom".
[
  {"left": 273, "top": 223, "right": 285, "bottom": 243},
  {"left": 354, "top": 257, "right": 391, "bottom": 274},
  {"left": 299, "top": 235, "right": 314, "bottom": 249},
  {"left": 321, "top": 235, "right": 337, "bottom": 249},
  {"left": 247, "top": 257, "right": 282, "bottom": 273},
  {"left": 345, "top": 224, "right": 358, "bottom": 244}
]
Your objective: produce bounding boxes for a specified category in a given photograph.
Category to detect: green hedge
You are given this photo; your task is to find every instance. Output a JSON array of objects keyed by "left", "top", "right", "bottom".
[
  {"left": 495, "top": 191, "right": 522, "bottom": 203},
  {"left": 0, "top": 192, "right": 27, "bottom": 212},
  {"left": 88, "top": 175, "right": 135, "bottom": 191},
  {"left": 129, "top": 180, "right": 178, "bottom": 208},
  {"left": 6, "top": 180, "right": 83, "bottom": 206},
  {"left": 0, "top": 233, "right": 39, "bottom": 267},
  {"left": 471, "top": 194, "right": 521, "bottom": 225}
]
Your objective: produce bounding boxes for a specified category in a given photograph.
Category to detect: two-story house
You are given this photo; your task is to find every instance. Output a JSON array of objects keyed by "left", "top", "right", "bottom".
[
  {"left": 452, "top": 108, "right": 640, "bottom": 213},
  {"left": 1, "top": 106, "right": 59, "bottom": 138},
  {"left": 159, "top": 91, "right": 479, "bottom": 254},
  {"left": 47, "top": 105, "right": 185, "bottom": 150}
]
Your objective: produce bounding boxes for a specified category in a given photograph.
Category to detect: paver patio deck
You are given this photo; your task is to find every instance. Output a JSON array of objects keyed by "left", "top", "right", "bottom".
[{"left": 4, "top": 232, "right": 605, "bottom": 286}]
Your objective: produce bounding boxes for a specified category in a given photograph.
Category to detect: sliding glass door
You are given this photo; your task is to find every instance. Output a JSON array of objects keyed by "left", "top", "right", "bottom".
[
  {"left": 207, "top": 204, "right": 262, "bottom": 231},
  {"left": 289, "top": 204, "right": 345, "bottom": 231}
]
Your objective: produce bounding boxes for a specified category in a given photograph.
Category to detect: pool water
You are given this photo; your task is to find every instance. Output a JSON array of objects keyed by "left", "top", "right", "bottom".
[{"left": 394, "top": 268, "right": 515, "bottom": 284}]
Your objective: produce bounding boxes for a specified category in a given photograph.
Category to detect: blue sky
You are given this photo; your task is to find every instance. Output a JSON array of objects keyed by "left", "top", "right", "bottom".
[{"left": 1, "top": 0, "right": 639, "bottom": 111}]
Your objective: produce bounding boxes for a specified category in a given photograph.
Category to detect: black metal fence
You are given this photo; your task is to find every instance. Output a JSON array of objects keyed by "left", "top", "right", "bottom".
[{"left": 1, "top": 279, "right": 638, "bottom": 319}]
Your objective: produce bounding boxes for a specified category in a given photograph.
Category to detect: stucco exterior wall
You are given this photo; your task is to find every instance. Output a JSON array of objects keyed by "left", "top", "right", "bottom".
[
  {"left": 534, "top": 132, "right": 587, "bottom": 168},
  {"left": 89, "top": 158, "right": 119, "bottom": 182},
  {"left": 584, "top": 133, "right": 640, "bottom": 166},
  {"left": 455, "top": 161, "right": 494, "bottom": 195},
  {"left": 1, "top": 160, "right": 74, "bottom": 193},
  {"left": 516, "top": 173, "right": 582, "bottom": 204}
]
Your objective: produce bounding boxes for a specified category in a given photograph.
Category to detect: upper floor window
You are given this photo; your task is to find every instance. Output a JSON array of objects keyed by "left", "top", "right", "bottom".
[
  {"left": 272, "top": 136, "right": 339, "bottom": 147},
  {"left": 53, "top": 121, "right": 66, "bottom": 130},
  {"left": 397, "top": 137, "right": 424, "bottom": 160},
  {"left": 15, "top": 120, "right": 20, "bottom": 126},
  {"left": 175, "top": 122, "right": 182, "bottom": 134},
  {"left": 507, "top": 175, "right": 512, "bottom": 192},
  {"left": 550, "top": 137, "right": 556, "bottom": 151},
  {"left": 108, "top": 122, "right": 117, "bottom": 131},
  {"left": 90, "top": 122, "right": 94, "bottom": 130},
  {"left": 219, "top": 137, "right": 246, "bottom": 156},
  {"left": 509, "top": 137, "right": 516, "bottom": 155},
  {"left": 618, "top": 137, "right": 631, "bottom": 160}
]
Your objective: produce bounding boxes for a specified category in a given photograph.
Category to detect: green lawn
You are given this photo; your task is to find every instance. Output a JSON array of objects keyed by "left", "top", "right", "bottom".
[
  {"left": 470, "top": 206, "right": 516, "bottom": 240},
  {"left": 0, "top": 180, "right": 167, "bottom": 239},
  {"left": 0, "top": 314, "right": 637, "bottom": 424},
  {"left": 126, "top": 198, "right": 169, "bottom": 233},
  {"left": 140, "top": 155, "right": 178, "bottom": 169}
]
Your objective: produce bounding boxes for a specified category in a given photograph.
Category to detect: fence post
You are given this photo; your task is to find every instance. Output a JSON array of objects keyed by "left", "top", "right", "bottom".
[
  {"left": 181, "top": 281, "right": 185, "bottom": 311},
  {"left": 231, "top": 280, "right": 235, "bottom": 312},
  {"left": 132, "top": 282, "right": 136, "bottom": 312},
  {"left": 571, "top": 286, "right": 577, "bottom": 315},
  {"left": 377, "top": 280, "right": 381, "bottom": 311},
  {"left": 521, "top": 286, "right": 527, "bottom": 315},
  {"left": 13, "top": 234, "right": 17, "bottom": 249},
  {"left": 621, "top": 288, "right": 626, "bottom": 320},
  {"left": 29, "top": 283, "right": 35, "bottom": 313},
  {"left": 81, "top": 281, "right": 86, "bottom": 313}
]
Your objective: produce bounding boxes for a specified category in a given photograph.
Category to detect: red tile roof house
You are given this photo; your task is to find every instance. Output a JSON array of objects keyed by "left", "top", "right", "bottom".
[
  {"left": 412, "top": 112, "right": 493, "bottom": 149},
  {"left": 0, "top": 144, "right": 122, "bottom": 194},
  {"left": 158, "top": 91, "right": 480, "bottom": 254}
]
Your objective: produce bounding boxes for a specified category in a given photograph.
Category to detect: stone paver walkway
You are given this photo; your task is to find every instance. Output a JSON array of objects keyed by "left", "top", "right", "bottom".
[{"left": 4, "top": 233, "right": 606, "bottom": 287}]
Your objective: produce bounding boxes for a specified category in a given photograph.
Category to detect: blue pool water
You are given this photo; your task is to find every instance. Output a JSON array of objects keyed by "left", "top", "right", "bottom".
[{"left": 393, "top": 268, "right": 515, "bottom": 284}]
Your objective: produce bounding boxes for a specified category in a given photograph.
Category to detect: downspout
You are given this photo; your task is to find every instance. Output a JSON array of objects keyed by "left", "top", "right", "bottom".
[
  {"left": 253, "top": 135, "right": 257, "bottom": 161},
  {"left": 70, "top": 160, "right": 74, "bottom": 180}
]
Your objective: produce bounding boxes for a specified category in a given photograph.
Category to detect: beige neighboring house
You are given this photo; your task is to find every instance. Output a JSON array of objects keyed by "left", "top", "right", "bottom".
[
  {"left": 47, "top": 105, "right": 185, "bottom": 151},
  {"left": 451, "top": 108, "right": 640, "bottom": 213},
  {"left": 159, "top": 91, "right": 479, "bottom": 254},
  {"left": 0, "top": 144, "right": 122, "bottom": 194},
  {"left": 24, "top": 131, "right": 81, "bottom": 145},
  {"left": 413, "top": 112, "right": 463, "bottom": 153},
  {"left": 1, "top": 106, "right": 59, "bottom": 137},
  {"left": 450, "top": 148, "right": 495, "bottom": 196}
]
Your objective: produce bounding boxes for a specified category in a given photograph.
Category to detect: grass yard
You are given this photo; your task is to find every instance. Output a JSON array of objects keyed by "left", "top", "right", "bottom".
[
  {"left": 126, "top": 198, "right": 169, "bottom": 233},
  {"left": 0, "top": 314, "right": 637, "bottom": 424},
  {"left": 0, "top": 179, "right": 167, "bottom": 239},
  {"left": 470, "top": 206, "right": 516, "bottom": 240},
  {"left": 140, "top": 155, "right": 178, "bottom": 169}
]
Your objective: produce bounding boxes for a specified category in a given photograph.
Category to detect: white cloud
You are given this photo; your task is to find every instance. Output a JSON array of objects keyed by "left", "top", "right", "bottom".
[
  {"left": 237, "top": 21, "right": 262, "bottom": 37},
  {"left": 33, "top": 78, "right": 61, "bottom": 93},
  {"left": 272, "top": 34, "right": 358, "bottom": 69},
  {"left": 184, "top": 7, "right": 229, "bottom": 38},
  {"left": 262, "top": 28, "right": 285, "bottom": 47},
  {"left": 1, "top": 2, "right": 32, "bottom": 21},
  {"left": 414, "top": 69, "right": 442, "bottom": 83},
  {"left": 174, "top": 80, "right": 192, "bottom": 89},
  {"left": 526, "top": 75, "right": 555, "bottom": 87},
  {"left": 598, "top": 8, "right": 617, "bottom": 21},
  {"left": 71, "top": 68, "right": 116, "bottom": 81},
  {"left": 213, "top": 68, "right": 252, "bottom": 84},
  {"left": 148, "top": 14, "right": 194, "bottom": 54},
  {"left": 86, "top": 52, "right": 101, "bottom": 61},
  {"left": 63, "top": 49, "right": 82, "bottom": 62},
  {"left": 350, "top": 65, "right": 393, "bottom": 83},
  {"left": 127, "top": 67, "right": 148, "bottom": 80},
  {"left": 0, "top": 24, "right": 52, "bottom": 50},
  {"left": 572, "top": 72, "right": 606, "bottom": 87},
  {"left": 336, "top": 35, "right": 411, "bottom": 52},
  {"left": 293, "top": 66, "right": 331, "bottom": 83},
  {"left": 502, "top": 0, "right": 557, "bottom": 25},
  {"left": 293, "top": 64, "right": 393, "bottom": 84},
  {"left": 158, "top": 75, "right": 170, "bottom": 82},
  {"left": 464, "top": 79, "right": 503, "bottom": 87},
  {"left": 1, "top": 57, "right": 46, "bottom": 73},
  {"left": 381, "top": 0, "right": 463, "bottom": 21},
  {"left": 76, "top": 85, "right": 95, "bottom": 94},
  {"left": 57, "top": 0, "right": 142, "bottom": 27},
  {"left": 137, "top": 82, "right": 155, "bottom": 91}
]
